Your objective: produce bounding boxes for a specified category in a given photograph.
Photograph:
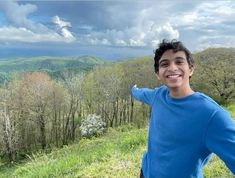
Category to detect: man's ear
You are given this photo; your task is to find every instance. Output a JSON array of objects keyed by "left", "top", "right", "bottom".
[
  {"left": 189, "top": 66, "right": 194, "bottom": 77},
  {"left": 156, "top": 72, "right": 161, "bottom": 80}
]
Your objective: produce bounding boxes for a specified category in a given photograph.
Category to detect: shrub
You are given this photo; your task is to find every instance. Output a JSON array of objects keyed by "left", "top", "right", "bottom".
[{"left": 79, "top": 114, "right": 106, "bottom": 138}]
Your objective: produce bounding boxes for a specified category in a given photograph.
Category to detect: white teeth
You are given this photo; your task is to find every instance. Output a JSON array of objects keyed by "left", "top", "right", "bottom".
[{"left": 167, "top": 74, "right": 180, "bottom": 78}]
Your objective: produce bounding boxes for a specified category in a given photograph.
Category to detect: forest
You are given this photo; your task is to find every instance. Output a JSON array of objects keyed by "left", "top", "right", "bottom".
[{"left": 0, "top": 47, "right": 235, "bottom": 166}]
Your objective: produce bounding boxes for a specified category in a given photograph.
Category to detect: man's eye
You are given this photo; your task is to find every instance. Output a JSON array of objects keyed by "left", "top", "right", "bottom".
[
  {"left": 176, "top": 61, "right": 184, "bottom": 65},
  {"left": 160, "top": 63, "right": 168, "bottom": 67}
]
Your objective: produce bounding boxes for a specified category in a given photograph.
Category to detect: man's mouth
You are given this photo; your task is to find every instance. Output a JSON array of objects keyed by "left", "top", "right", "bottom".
[{"left": 166, "top": 74, "right": 181, "bottom": 78}]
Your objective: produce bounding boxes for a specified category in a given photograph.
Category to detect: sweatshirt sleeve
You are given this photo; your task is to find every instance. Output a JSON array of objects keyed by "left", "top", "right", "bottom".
[
  {"left": 130, "top": 86, "right": 156, "bottom": 106},
  {"left": 205, "top": 109, "right": 235, "bottom": 174}
]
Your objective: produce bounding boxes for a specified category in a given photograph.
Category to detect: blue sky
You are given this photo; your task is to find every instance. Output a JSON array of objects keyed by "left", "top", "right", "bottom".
[{"left": 0, "top": 0, "right": 235, "bottom": 60}]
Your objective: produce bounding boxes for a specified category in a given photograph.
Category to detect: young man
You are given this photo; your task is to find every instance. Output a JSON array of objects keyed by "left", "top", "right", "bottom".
[{"left": 131, "top": 40, "right": 235, "bottom": 178}]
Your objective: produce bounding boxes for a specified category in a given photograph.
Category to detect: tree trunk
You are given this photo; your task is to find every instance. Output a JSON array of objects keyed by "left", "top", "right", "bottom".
[
  {"left": 130, "top": 96, "right": 134, "bottom": 123},
  {"left": 39, "top": 115, "right": 46, "bottom": 149}
]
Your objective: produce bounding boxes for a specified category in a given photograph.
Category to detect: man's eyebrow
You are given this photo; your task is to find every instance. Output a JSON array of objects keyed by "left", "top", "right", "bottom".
[
  {"left": 175, "top": 57, "right": 186, "bottom": 60},
  {"left": 159, "top": 57, "right": 186, "bottom": 63},
  {"left": 159, "top": 59, "right": 169, "bottom": 63}
]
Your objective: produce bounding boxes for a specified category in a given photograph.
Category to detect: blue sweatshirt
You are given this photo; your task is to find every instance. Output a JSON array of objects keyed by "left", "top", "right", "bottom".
[{"left": 131, "top": 85, "right": 235, "bottom": 178}]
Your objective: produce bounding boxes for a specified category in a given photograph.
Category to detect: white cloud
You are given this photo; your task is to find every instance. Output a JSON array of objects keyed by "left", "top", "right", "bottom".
[
  {"left": 52, "top": 15, "right": 75, "bottom": 41},
  {"left": 79, "top": 21, "right": 179, "bottom": 48},
  {"left": 76, "top": 3, "right": 181, "bottom": 48},
  {"left": 196, "top": 35, "right": 235, "bottom": 51},
  {"left": 172, "top": 1, "right": 235, "bottom": 28},
  {"left": 198, "top": 1, "right": 235, "bottom": 16},
  {"left": 148, "top": 23, "right": 179, "bottom": 47},
  {"left": 165, "top": 1, "right": 235, "bottom": 51},
  {"left": 52, "top": 15, "right": 71, "bottom": 28},
  {"left": 60, "top": 28, "right": 74, "bottom": 39},
  {"left": 181, "top": 12, "right": 198, "bottom": 24},
  {"left": 0, "top": 0, "right": 75, "bottom": 43},
  {"left": 0, "top": 1, "right": 49, "bottom": 33},
  {"left": 0, "top": 1, "right": 37, "bottom": 26},
  {"left": 0, "top": 26, "right": 73, "bottom": 43},
  {"left": 115, "top": 39, "right": 126, "bottom": 46}
]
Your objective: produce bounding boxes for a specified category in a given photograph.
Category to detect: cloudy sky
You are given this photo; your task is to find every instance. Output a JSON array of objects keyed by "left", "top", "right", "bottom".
[{"left": 0, "top": 0, "right": 234, "bottom": 59}]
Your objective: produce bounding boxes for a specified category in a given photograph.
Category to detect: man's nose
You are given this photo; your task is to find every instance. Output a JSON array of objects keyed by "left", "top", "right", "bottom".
[{"left": 168, "top": 62, "right": 178, "bottom": 71}]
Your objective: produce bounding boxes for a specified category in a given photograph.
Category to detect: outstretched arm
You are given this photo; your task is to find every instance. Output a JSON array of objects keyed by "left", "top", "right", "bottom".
[
  {"left": 131, "top": 85, "right": 156, "bottom": 106},
  {"left": 205, "top": 110, "right": 235, "bottom": 174}
]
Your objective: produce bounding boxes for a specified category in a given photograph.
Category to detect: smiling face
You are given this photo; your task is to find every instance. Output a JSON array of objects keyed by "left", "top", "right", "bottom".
[{"left": 156, "top": 49, "right": 194, "bottom": 94}]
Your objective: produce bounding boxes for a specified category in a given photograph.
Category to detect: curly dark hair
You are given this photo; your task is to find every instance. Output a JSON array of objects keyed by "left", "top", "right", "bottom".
[{"left": 154, "top": 39, "right": 194, "bottom": 73}]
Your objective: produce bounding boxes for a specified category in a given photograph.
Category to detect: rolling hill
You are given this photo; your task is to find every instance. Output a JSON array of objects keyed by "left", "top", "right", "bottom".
[
  {"left": 0, "top": 55, "right": 109, "bottom": 82},
  {"left": 0, "top": 55, "right": 108, "bottom": 73}
]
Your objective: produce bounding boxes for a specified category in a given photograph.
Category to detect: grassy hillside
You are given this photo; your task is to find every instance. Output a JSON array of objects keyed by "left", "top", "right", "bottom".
[{"left": 0, "top": 125, "right": 234, "bottom": 178}]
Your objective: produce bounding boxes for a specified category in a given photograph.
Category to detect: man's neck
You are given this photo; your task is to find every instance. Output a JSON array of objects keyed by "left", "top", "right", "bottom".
[{"left": 169, "top": 87, "right": 194, "bottom": 98}]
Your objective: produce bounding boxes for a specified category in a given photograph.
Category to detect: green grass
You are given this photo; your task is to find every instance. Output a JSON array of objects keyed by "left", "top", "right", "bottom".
[
  {"left": 227, "top": 104, "right": 235, "bottom": 119},
  {"left": 204, "top": 156, "right": 234, "bottom": 178},
  {"left": 0, "top": 125, "right": 146, "bottom": 178},
  {"left": 0, "top": 124, "right": 234, "bottom": 178}
]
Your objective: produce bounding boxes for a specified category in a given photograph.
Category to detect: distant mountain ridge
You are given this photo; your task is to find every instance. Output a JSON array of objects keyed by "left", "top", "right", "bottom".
[{"left": 0, "top": 55, "right": 108, "bottom": 73}]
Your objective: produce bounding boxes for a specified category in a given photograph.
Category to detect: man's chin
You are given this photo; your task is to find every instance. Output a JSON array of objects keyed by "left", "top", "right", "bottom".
[{"left": 165, "top": 83, "right": 181, "bottom": 89}]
